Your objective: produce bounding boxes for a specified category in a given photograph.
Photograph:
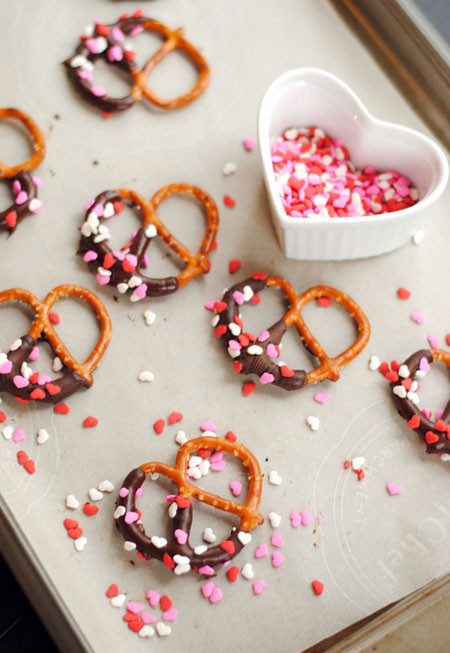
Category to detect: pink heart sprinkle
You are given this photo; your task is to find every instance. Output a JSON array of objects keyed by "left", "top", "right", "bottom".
[
  {"left": 119, "top": 487, "right": 129, "bottom": 498},
  {"left": 124, "top": 511, "right": 138, "bottom": 525},
  {"left": 85, "top": 38, "right": 100, "bottom": 53},
  {"left": 266, "top": 344, "right": 279, "bottom": 358},
  {"left": 13, "top": 375, "right": 29, "bottom": 389},
  {"left": 229, "top": 480, "right": 242, "bottom": 497},
  {"left": 272, "top": 551, "right": 284, "bottom": 568},
  {"left": 91, "top": 85, "right": 106, "bottom": 97},
  {"left": 83, "top": 250, "right": 98, "bottom": 263},
  {"left": 126, "top": 253, "right": 137, "bottom": 266},
  {"left": 228, "top": 339, "right": 241, "bottom": 350},
  {"left": 204, "top": 300, "right": 217, "bottom": 311},
  {"left": 427, "top": 334, "right": 439, "bottom": 348},
  {"left": 210, "top": 450, "right": 224, "bottom": 463},
  {"left": 12, "top": 180, "right": 21, "bottom": 194},
  {"left": 422, "top": 408, "right": 432, "bottom": 419},
  {"left": 134, "top": 284, "right": 147, "bottom": 300},
  {"left": 38, "top": 375, "right": 51, "bottom": 385},
  {"left": 135, "top": 487, "right": 143, "bottom": 498},
  {"left": 260, "top": 372, "right": 275, "bottom": 384},
  {"left": 258, "top": 330, "right": 270, "bottom": 342},
  {"left": 92, "top": 203, "right": 104, "bottom": 217},
  {"left": 141, "top": 612, "right": 156, "bottom": 625},
  {"left": 419, "top": 357, "right": 430, "bottom": 372},
  {"left": 107, "top": 45, "right": 123, "bottom": 62},
  {"left": 209, "top": 587, "right": 223, "bottom": 604},
  {"left": 165, "top": 494, "right": 176, "bottom": 502},
  {"left": 13, "top": 428, "right": 25, "bottom": 443},
  {"left": 314, "top": 392, "right": 330, "bottom": 404},
  {"left": 142, "top": 254, "right": 149, "bottom": 268},
  {"left": 163, "top": 608, "right": 178, "bottom": 622},
  {"left": 300, "top": 509, "right": 313, "bottom": 526},
  {"left": 130, "top": 25, "right": 144, "bottom": 36},
  {"left": 127, "top": 601, "right": 143, "bottom": 614},
  {"left": 211, "top": 460, "right": 226, "bottom": 472},
  {"left": 386, "top": 482, "right": 402, "bottom": 496},
  {"left": 198, "top": 565, "right": 215, "bottom": 576},
  {"left": 0, "top": 361, "right": 13, "bottom": 374},
  {"left": 411, "top": 311, "right": 425, "bottom": 325},
  {"left": 96, "top": 274, "right": 110, "bottom": 286},
  {"left": 201, "top": 581, "right": 214, "bottom": 598},
  {"left": 232, "top": 290, "right": 245, "bottom": 305},
  {"left": 290, "top": 511, "right": 301, "bottom": 528},
  {"left": 78, "top": 69, "right": 93, "bottom": 81},
  {"left": 146, "top": 590, "right": 160, "bottom": 607},
  {"left": 436, "top": 409, "right": 443, "bottom": 420},
  {"left": 112, "top": 251, "right": 125, "bottom": 261},
  {"left": 29, "top": 347, "right": 40, "bottom": 361},
  {"left": 174, "top": 529, "right": 188, "bottom": 545},
  {"left": 112, "top": 27, "right": 125, "bottom": 41},
  {"left": 271, "top": 532, "right": 284, "bottom": 548},
  {"left": 243, "top": 136, "right": 255, "bottom": 152},
  {"left": 255, "top": 543, "right": 268, "bottom": 559},
  {"left": 200, "top": 420, "right": 216, "bottom": 432},
  {"left": 32, "top": 176, "right": 42, "bottom": 187},
  {"left": 253, "top": 580, "right": 266, "bottom": 595},
  {"left": 15, "top": 191, "right": 28, "bottom": 205}
]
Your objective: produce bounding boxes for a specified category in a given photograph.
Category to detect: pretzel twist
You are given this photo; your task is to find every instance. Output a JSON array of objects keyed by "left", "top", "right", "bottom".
[
  {"left": 78, "top": 184, "right": 219, "bottom": 299},
  {"left": 214, "top": 273, "right": 370, "bottom": 391},
  {"left": 115, "top": 437, "right": 263, "bottom": 573},
  {"left": 0, "top": 285, "right": 111, "bottom": 403}
]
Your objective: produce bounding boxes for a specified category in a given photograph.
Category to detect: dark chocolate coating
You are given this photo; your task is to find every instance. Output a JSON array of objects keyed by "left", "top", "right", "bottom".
[
  {"left": 77, "top": 190, "right": 179, "bottom": 297},
  {"left": 217, "top": 275, "right": 307, "bottom": 391},
  {"left": 0, "top": 335, "right": 89, "bottom": 403},
  {"left": 115, "top": 467, "right": 246, "bottom": 573},
  {"left": 390, "top": 349, "right": 450, "bottom": 456},
  {"left": 0, "top": 171, "right": 38, "bottom": 233}
]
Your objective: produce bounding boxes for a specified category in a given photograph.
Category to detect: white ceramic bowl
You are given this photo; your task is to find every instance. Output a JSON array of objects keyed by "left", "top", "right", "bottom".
[{"left": 258, "top": 68, "right": 448, "bottom": 260}]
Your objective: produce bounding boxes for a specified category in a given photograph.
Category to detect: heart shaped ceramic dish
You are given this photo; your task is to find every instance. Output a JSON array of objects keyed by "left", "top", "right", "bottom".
[{"left": 258, "top": 68, "right": 448, "bottom": 260}]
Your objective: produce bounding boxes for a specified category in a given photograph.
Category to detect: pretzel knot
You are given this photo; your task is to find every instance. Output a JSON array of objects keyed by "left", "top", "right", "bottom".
[
  {"left": 0, "top": 108, "right": 45, "bottom": 233},
  {"left": 0, "top": 285, "right": 111, "bottom": 403},
  {"left": 64, "top": 14, "right": 210, "bottom": 115},
  {"left": 78, "top": 184, "right": 219, "bottom": 299},
  {"left": 390, "top": 348, "right": 450, "bottom": 460},
  {"left": 213, "top": 273, "right": 370, "bottom": 391},
  {"left": 115, "top": 437, "right": 264, "bottom": 574}
]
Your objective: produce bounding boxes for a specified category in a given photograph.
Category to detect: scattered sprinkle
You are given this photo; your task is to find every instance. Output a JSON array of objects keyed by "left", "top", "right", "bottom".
[
  {"left": 386, "top": 481, "right": 403, "bottom": 496},
  {"left": 83, "top": 416, "right": 98, "bottom": 428},
  {"left": 411, "top": 311, "right": 425, "bottom": 325},
  {"left": 222, "top": 162, "right": 237, "bottom": 176},
  {"left": 223, "top": 195, "right": 236, "bottom": 208},
  {"left": 314, "top": 392, "right": 330, "bottom": 404},
  {"left": 412, "top": 229, "right": 424, "bottom": 244},
  {"left": 397, "top": 287, "right": 411, "bottom": 299},
  {"left": 311, "top": 580, "right": 324, "bottom": 596},
  {"left": 268, "top": 470, "right": 282, "bottom": 486}
]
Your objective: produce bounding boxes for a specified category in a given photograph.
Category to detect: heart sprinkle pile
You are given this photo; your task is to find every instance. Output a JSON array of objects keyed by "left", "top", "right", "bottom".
[{"left": 272, "top": 126, "right": 419, "bottom": 218}]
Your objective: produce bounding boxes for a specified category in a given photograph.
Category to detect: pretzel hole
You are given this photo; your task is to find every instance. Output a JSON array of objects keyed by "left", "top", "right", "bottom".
[
  {"left": 49, "top": 296, "right": 103, "bottom": 363},
  {"left": 134, "top": 474, "right": 179, "bottom": 540},
  {"left": 89, "top": 59, "right": 133, "bottom": 98},
  {"left": 0, "top": 180, "right": 13, "bottom": 208},
  {"left": 301, "top": 298, "right": 361, "bottom": 358},
  {"left": 410, "top": 362, "right": 449, "bottom": 419},
  {"left": 101, "top": 202, "right": 144, "bottom": 253},
  {"left": 0, "top": 119, "right": 35, "bottom": 169}
]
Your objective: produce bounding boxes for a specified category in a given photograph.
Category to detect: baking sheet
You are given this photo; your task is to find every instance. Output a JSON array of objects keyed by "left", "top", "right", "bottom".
[{"left": 1, "top": 0, "right": 449, "bottom": 651}]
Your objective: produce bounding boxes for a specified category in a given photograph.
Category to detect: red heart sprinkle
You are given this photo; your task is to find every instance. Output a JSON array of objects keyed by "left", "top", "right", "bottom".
[
  {"left": 242, "top": 381, "right": 256, "bottom": 396},
  {"left": 123, "top": 612, "right": 138, "bottom": 623},
  {"left": 133, "top": 8, "right": 144, "bottom": 17},
  {"left": 312, "top": 580, "right": 324, "bottom": 595},
  {"left": 225, "top": 430, "right": 237, "bottom": 442},
  {"left": 83, "top": 503, "right": 99, "bottom": 516},
  {"left": 136, "top": 551, "right": 146, "bottom": 561},
  {"left": 385, "top": 371, "right": 399, "bottom": 383},
  {"left": 234, "top": 316, "right": 244, "bottom": 329},
  {"left": 197, "top": 448, "right": 211, "bottom": 458},
  {"left": 379, "top": 361, "right": 389, "bottom": 375},
  {"left": 390, "top": 360, "right": 400, "bottom": 372},
  {"left": 211, "top": 240, "right": 218, "bottom": 250},
  {"left": 401, "top": 378, "right": 412, "bottom": 391},
  {"left": 163, "top": 553, "right": 175, "bottom": 569},
  {"left": 215, "top": 325, "right": 227, "bottom": 338},
  {"left": 176, "top": 495, "right": 191, "bottom": 509},
  {"left": 160, "top": 595, "right": 172, "bottom": 612},
  {"left": 68, "top": 527, "right": 83, "bottom": 540},
  {"left": 118, "top": 13, "right": 129, "bottom": 20},
  {"left": 425, "top": 431, "right": 439, "bottom": 444},
  {"left": 343, "top": 460, "right": 351, "bottom": 469},
  {"left": 105, "top": 583, "right": 118, "bottom": 598},
  {"left": 280, "top": 365, "right": 294, "bottom": 378},
  {"left": 251, "top": 294, "right": 261, "bottom": 303},
  {"left": 124, "top": 49, "right": 136, "bottom": 61},
  {"left": 29, "top": 371, "right": 40, "bottom": 384},
  {"left": 220, "top": 540, "right": 235, "bottom": 554},
  {"left": 223, "top": 195, "right": 236, "bottom": 208},
  {"left": 226, "top": 566, "right": 239, "bottom": 582},
  {"left": 153, "top": 419, "right": 165, "bottom": 435},
  {"left": 435, "top": 420, "right": 447, "bottom": 432},
  {"left": 233, "top": 361, "right": 243, "bottom": 373},
  {"left": 113, "top": 201, "right": 124, "bottom": 213},
  {"left": 252, "top": 272, "right": 267, "bottom": 280},
  {"left": 30, "top": 388, "right": 46, "bottom": 400},
  {"left": 229, "top": 260, "right": 241, "bottom": 274},
  {"left": 122, "top": 259, "right": 136, "bottom": 273},
  {"left": 24, "top": 460, "right": 36, "bottom": 474},
  {"left": 17, "top": 450, "right": 28, "bottom": 464},
  {"left": 83, "top": 416, "right": 98, "bottom": 428},
  {"left": 128, "top": 619, "right": 144, "bottom": 633},
  {"left": 103, "top": 253, "right": 114, "bottom": 269},
  {"left": 96, "top": 23, "right": 110, "bottom": 36},
  {"left": 15, "top": 396, "right": 29, "bottom": 404},
  {"left": 0, "top": 411, "right": 6, "bottom": 422},
  {"left": 45, "top": 383, "right": 61, "bottom": 395},
  {"left": 316, "top": 296, "right": 331, "bottom": 307},
  {"left": 238, "top": 334, "right": 249, "bottom": 347},
  {"left": 49, "top": 312, "right": 60, "bottom": 325},
  {"left": 168, "top": 411, "right": 183, "bottom": 424},
  {"left": 5, "top": 211, "right": 17, "bottom": 228},
  {"left": 63, "top": 518, "right": 79, "bottom": 530},
  {"left": 397, "top": 287, "right": 411, "bottom": 300},
  {"left": 54, "top": 403, "right": 70, "bottom": 415},
  {"left": 407, "top": 415, "right": 421, "bottom": 429},
  {"left": 214, "top": 301, "right": 227, "bottom": 313},
  {"left": 446, "top": 334, "right": 450, "bottom": 346}
]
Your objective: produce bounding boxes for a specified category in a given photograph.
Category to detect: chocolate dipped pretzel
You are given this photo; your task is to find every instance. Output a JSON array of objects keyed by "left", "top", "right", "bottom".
[
  {"left": 212, "top": 273, "right": 370, "bottom": 391},
  {"left": 0, "top": 108, "right": 45, "bottom": 233},
  {"left": 64, "top": 11, "right": 210, "bottom": 115},
  {"left": 390, "top": 348, "right": 450, "bottom": 460},
  {"left": 78, "top": 184, "right": 219, "bottom": 299},
  {"left": 0, "top": 285, "right": 111, "bottom": 403},
  {"left": 115, "top": 437, "right": 263, "bottom": 574}
]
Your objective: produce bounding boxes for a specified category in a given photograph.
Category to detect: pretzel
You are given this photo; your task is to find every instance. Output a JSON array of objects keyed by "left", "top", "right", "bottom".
[
  {"left": 0, "top": 285, "right": 111, "bottom": 403},
  {"left": 78, "top": 184, "right": 219, "bottom": 299},
  {"left": 115, "top": 436, "right": 263, "bottom": 574},
  {"left": 0, "top": 108, "right": 45, "bottom": 233},
  {"left": 390, "top": 348, "right": 450, "bottom": 460},
  {"left": 213, "top": 273, "right": 370, "bottom": 391},
  {"left": 64, "top": 13, "right": 210, "bottom": 115}
]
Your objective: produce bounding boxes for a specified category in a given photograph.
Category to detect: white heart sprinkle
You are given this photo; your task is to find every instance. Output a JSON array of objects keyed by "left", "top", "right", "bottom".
[
  {"left": 138, "top": 370, "right": 154, "bottom": 382},
  {"left": 10, "top": 338, "right": 22, "bottom": 351},
  {"left": 145, "top": 224, "right": 158, "bottom": 238},
  {"left": 151, "top": 536, "right": 168, "bottom": 549},
  {"left": 37, "top": 428, "right": 50, "bottom": 445},
  {"left": 53, "top": 357, "right": 63, "bottom": 372},
  {"left": 203, "top": 527, "right": 216, "bottom": 543},
  {"left": 268, "top": 512, "right": 281, "bottom": 529},
  {"left": 306, "top": 416, "right": 320, "bottom": 431},
  {"left": 88, "top": 488, "right": 104, "bottom": 502},
  {"left": 74, "top": 536, "right": 87, "bottom": 552},
  {"left": 168, "top": 502, "right": 177, "bottom": 519},
  {"left": 175, "top": 430, "right": 187, "bottom": 445},
  {"left": 269, "top": 470, "right": 282, "bottom": 486},
  {"left": 241, "top": 562, "right": 254, "bottom": 579},
  {"left": 117, "top": 283, "right": 128, "bottom": 294},
  {"left": 156, "top": 622, "right": 171, "bottom": 637},
  {"left": 128, "top": 275, "right": 142, "bottom": 288},
  {"left": 124, "top": 541, "right": 136, "bottom": 551},
  {"left": 29, "top": 198, "right": 42, "bottom": 213},
  {"left": 284, "top": 128, "right": 299, "bottom": 140},
  {"left": 410, "top": 381, "right": 419, "bottom": 392},
  {"left": 188, "top": 455, "right": 202, "bottom": 468},
  {"left": 352, "top": 456, "right": 365, "bottom": 471},
  {"left": 70, "top": 54, "right": 94, "bottom": 71},
  {"left": 247, "top": 345, "right": 263, "bottom": 355},
  {"left": 407, "top": 391, "right": 420, "bottom": 405},
  {"left": 174, "top": 564, "right": 190, "bottom": 576},
  {"left": 238, "top": 531, "right": 252, "bottom": 545},
  {"left": 86, "top": 211, "right": 99, "bottom": 229},
  {"left": 173, "top": 554, "right": 190, "bottom": 565},
  {"left": 139, "top": 626, "right": 155, "bottom": 638},
  {"left": 150, "top": 472, "right": 159, "bottom": 480},
  {"left": 144, "top": 310, "right": 156, "bottom": 325},
  {"left": 228, "top": 347, "right": 240, "bottom": 359},
  {"left": 111, "top": 593, "right": 126, "bottom": 608},
  {"left": 393, "top": 385, "right": 407, "bottom": 399},
  {"left": 81, "top": 222, "right": 94, "bottom": 237},
  {"left": 412, "top": 229, "right": 424, "bottom": 244},
  {"left": 243, "top": 285, "right": 254, "bottom": 301},
  {"left": 66, "top": 494, "right": 79, "bottom": 510},
  {"left": 368, "top": 355, "right": 381, "bottom": 371},
  {"left": 103, "top": 202, "right": 115, "bottom": 218},
  {"left": 441, "top": 454, "right": 450, "bottom": 463},
  {"left": 222, "top": 162, "right": 237, "bottom": 176},
  {"left": 187, "top": 466, "right": 201, "bottom": 480},
  {"left": 2, "top": 426, "right": 13, "bottom": 440},
  {"left": 98, "top": 480, "right": 114, "bottom": 493},
  {"left": 211, "top": 315, "right": 220, "bottom": 327},
  {"left": 21, "top": 362, "right": 32, "bottom": 379},
  {"left": 228, "top": 322, "right": 240, "bottom": 336},
  {"left": 398, "top": 365, "right": 410, "bottom": 378},
  {"left": 97, "top": 266, "right": 111, "bottom": 277},
  {"left": 194, "top": 545, "right": 207, "bottom": 554},
  {"left": 198, "top": 460, "right": 210, "bottom": 476},
  {"left": 415, "top": 370, "right": 426, "bottom": 379},
  {"left": 114, "top": 505, "right": 126, "bottom": 519}
]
